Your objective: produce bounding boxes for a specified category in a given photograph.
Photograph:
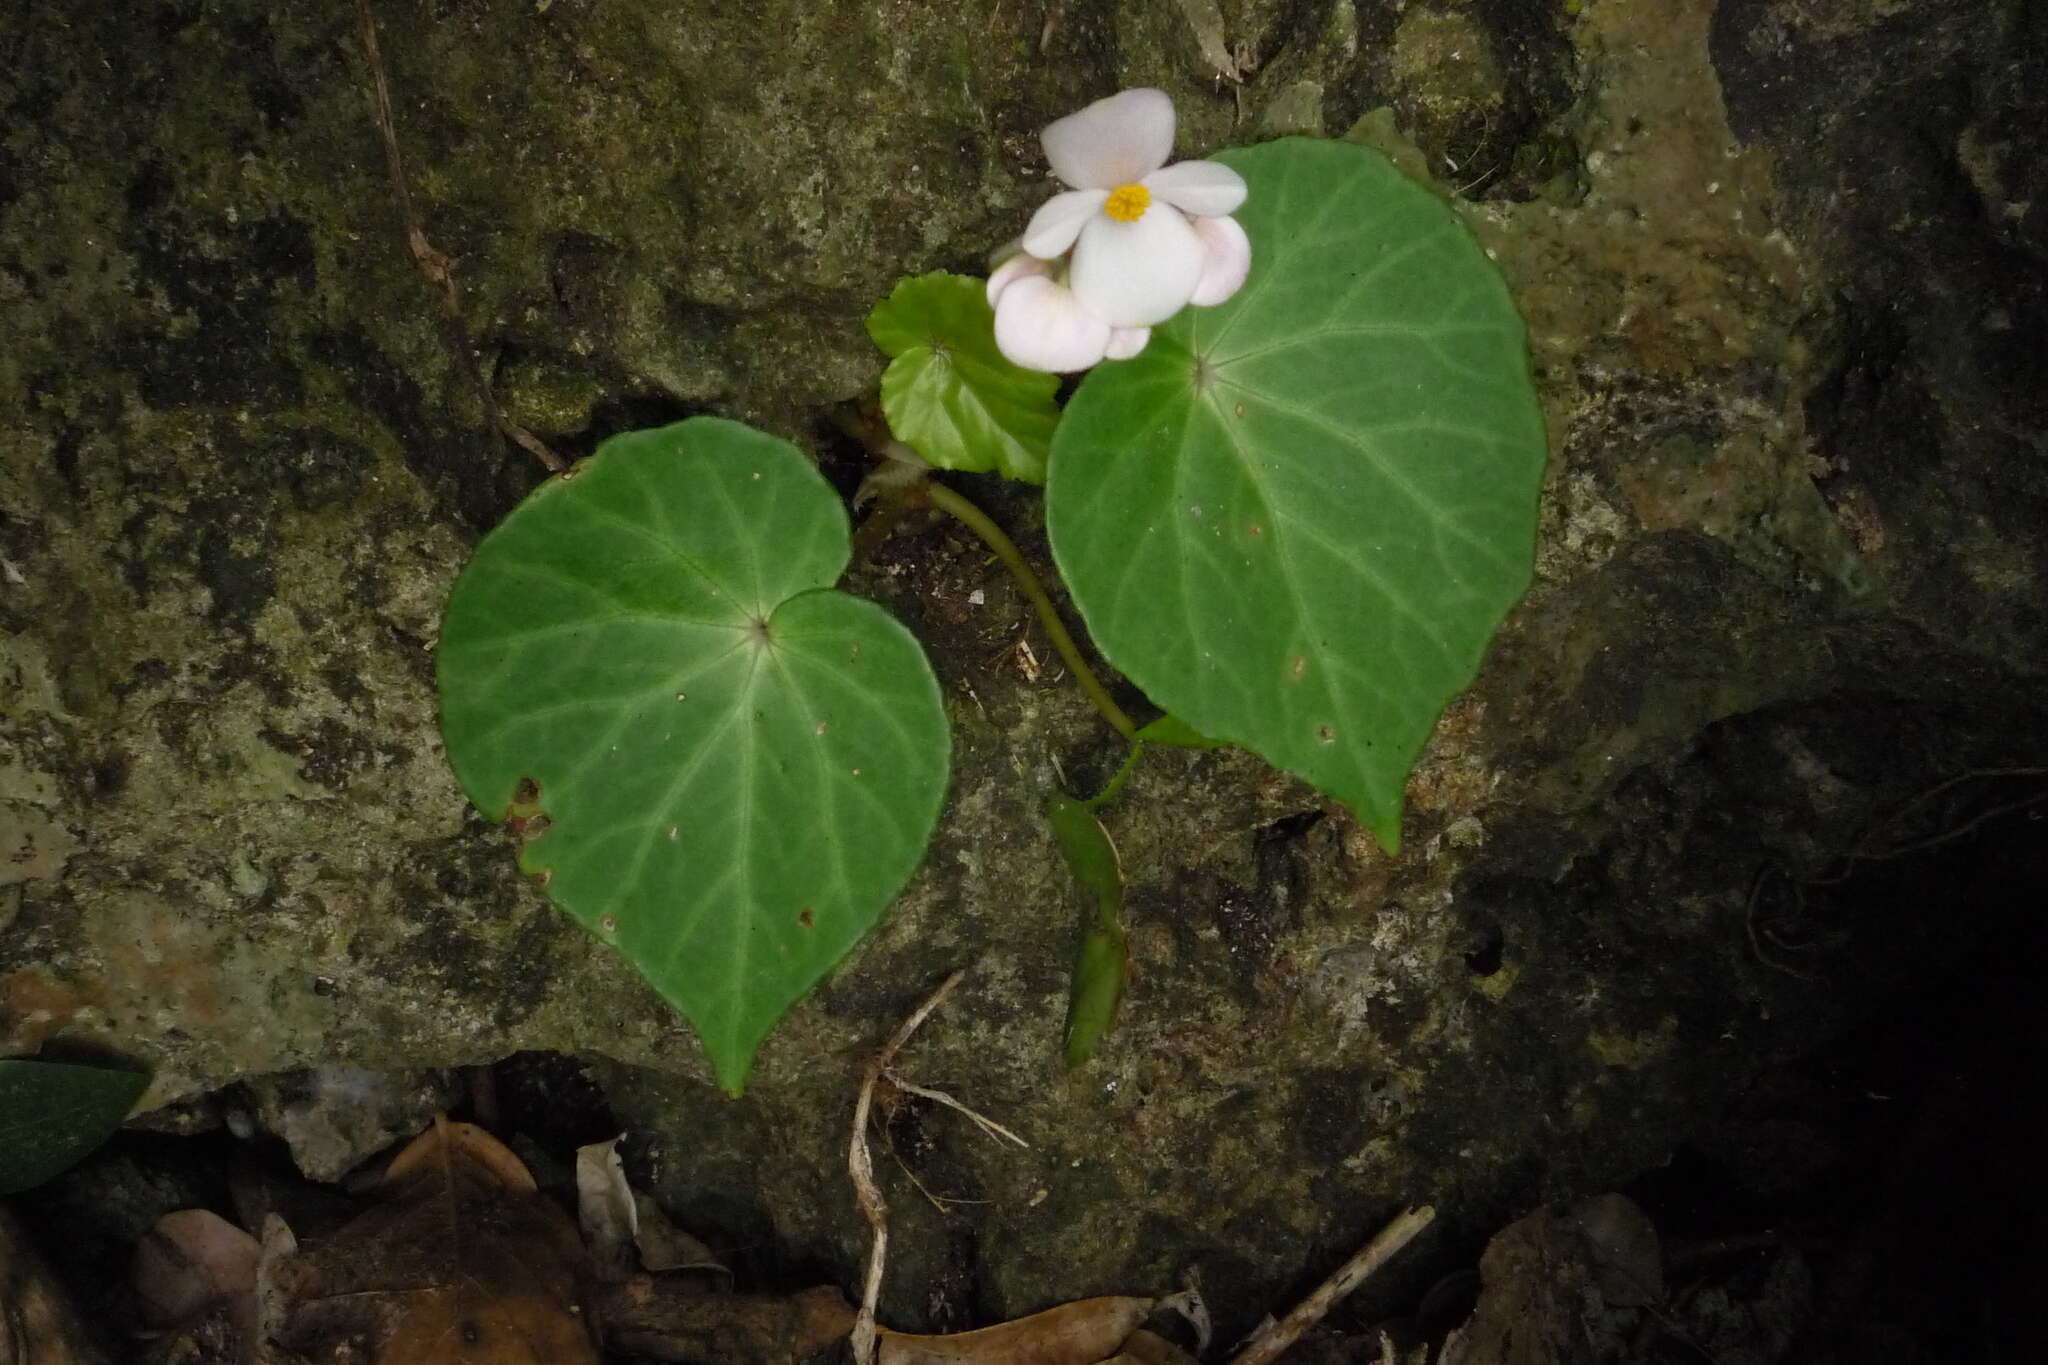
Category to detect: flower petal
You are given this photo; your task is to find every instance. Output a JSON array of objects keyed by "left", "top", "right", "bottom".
[
  {"left": 993, "top": 276, "right": 1113, "bottom": 373},
  {"left": 987, "top": 251, "right": 1051, "bottom": 307},
  {"left": 1188, "top": 214, "right": 1252, "bottom": 307},
  {"left": 1103, "top": 326, "right": 1152, "bottom": 361},
  {"left": 1143, "top": 160, "right": 1248, "bottom": 219},
  {"left": 1041, "top": 88, "right": 1176, "bottom": 190},
  {"left": 1069, "top": 205, "right": 1206, "bottom": 327},
  {"left": 1022, "top": 188, "right": 1108, "bottom": 259}
]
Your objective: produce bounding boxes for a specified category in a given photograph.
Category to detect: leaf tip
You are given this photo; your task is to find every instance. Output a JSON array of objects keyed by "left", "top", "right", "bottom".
[
  {"left": 705, "top": 1032, "right": 763, "bottom": 1099},
  {"left": 1364, "top": 804, "right": 1403, "bottom": 858}
]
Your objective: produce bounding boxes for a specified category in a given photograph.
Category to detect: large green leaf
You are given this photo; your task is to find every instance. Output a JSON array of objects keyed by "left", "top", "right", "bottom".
[
  {"left": 869, "top": 272, "right": 1061, "bottom": 483},
  {"left": 1046, "top": 139, "right": 1545, "bottom": 852},
  {"left": 437, "top": 419, "right": 950, "bottom": 1093},
  {"left": 0, "top": 1057, "right": 147, "bottom": 1194}
]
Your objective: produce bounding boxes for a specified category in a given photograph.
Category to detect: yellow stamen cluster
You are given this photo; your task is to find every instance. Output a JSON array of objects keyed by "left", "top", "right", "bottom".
[{"left": 1103, "top": 183, "right": 1151, "bottom": 223}]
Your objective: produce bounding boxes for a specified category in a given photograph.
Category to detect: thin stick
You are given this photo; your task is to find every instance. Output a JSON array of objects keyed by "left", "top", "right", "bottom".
[
  {"left": 351, "top": 0, "right": 563, "bottom": 474},
  {"left": 924, "top": 482, "right": 1137, "bottom": 740},
  {"left": 886, "top": 1073, "right": 1031, "bottom": 1149},
  {"left": 1227, "top": 1205, "right": 1436, "bottom": 1365},
  {"left": 849, "top": 969, "right": 969, "bottom": 1365}
]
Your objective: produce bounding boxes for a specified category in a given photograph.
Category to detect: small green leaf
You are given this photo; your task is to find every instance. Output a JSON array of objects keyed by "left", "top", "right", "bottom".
[
  {"left": 1046, "top": 792, "right": 1129, "bottom": 1065},
  {"left": 1135, "top": 714, "right": 1227, "bottom": 750},
  {"left": 868, "top": 272, "right": 1061, "bottom": 483},
  {"left": 0, "top": 1058, "right": 148, "bottom": 1194},
  {"left": 1064, "top": 925, "right": 1129, "bottom": 1067},
  {"left": 1047, "top": 139, "right": 1546, "bottom": 852},
  {"left": 438, "top": 419, "right": 951, "bottom": 1094},
  {"left": 1045, "top": 793, "right": 1122, "bottom": 927}
]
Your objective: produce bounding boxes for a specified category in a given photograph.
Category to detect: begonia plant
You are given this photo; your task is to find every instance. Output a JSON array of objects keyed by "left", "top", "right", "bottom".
[{"left": 436, "top": 87, "right": 1546, "bottom": 1092}]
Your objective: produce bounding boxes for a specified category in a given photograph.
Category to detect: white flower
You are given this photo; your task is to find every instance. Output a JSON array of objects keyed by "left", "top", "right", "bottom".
[{"left": 990, "top": 88, "right": 1252, "bottom": 373}]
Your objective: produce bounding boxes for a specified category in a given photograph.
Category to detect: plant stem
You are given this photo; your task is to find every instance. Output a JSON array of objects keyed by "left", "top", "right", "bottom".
[
  {"left": 925, "top": 481, "right": 1136, "bottom": 740},
  {"left": 353, "top": 0, "right": 563, "bottom": 474},
  {"left": 1083, "top": 741, "right": 1146, "bottom": 810}
]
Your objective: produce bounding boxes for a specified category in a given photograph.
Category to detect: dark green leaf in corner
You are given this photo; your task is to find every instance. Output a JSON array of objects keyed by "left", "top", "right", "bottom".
[
  {"left": 436, "top": 419, "right": 951, "bottom": 1094},
  {"left": 0, "top": 1057, "right": 148, "bottom": 1194},
  {"left": 868, "top": 272, "right": 1061, "bottom": 483},
  {"left": 1047, "top": 139, "right": 1546, "bottom": 853}
]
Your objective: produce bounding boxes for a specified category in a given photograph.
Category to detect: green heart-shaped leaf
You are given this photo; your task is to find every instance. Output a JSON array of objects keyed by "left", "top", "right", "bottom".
[
  {"left": 0, "top": 1058, "right": 147, "bottom": 1194},
  {"left": 869, "top": 272, "right": 1061, "bottom": 483},
  {"left": 1047, "top": 139, "right": 1545, "bottom": 852},
  {"left": 437, "top": 419, "right": 951, "bottom": 1093}
]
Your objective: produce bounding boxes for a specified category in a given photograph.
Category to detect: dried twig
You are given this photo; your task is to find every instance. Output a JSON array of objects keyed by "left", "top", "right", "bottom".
[
  {"left": 1227, "top": 1205, "right": 1436, "bottom": 1365},
  {"left": 886, "top": 1073, "right": 1031, "bottom": 1150},
  {"left": 351, "top": 0, "right": 563, "bottom": 473},
  {"left": 1814, "top": 765, "right": 2048, "bottom": 882},
  {"left": 849, "top": 969, "right": 969, "bottom": 1365}
]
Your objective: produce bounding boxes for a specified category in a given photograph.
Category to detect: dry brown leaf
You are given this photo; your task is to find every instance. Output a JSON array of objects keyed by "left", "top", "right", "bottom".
[
  {"left": 1569, "top": 1193, "right": 1662, "bottom": 1308},
  {"left": 1440, "top": 1197, "right": 1660, "bottom": 1365},
  {"left": 575, "top": 1134, "right": 639, "bottom": 1281},
  {"left": 631, "top": 1191, "right": 727, "bottom": 1275},
  {"left": 265, "top": 1116, "right": 599, "bottom": 1363},
  {"left": 598, "top": 1278, "right": 854, "bottom": 1364},
  {"left": 372, "top": 1277, "right": 605, "bottom": 1364},
  {"left": 1102, "top": 1327, "right": 1201, "bottom": 1365},
  {"left": 381, "top": 1115, "right": 535, "bottom": 1193},
  {"left": 877, "top": 1295, "right": 1154, "bottom": 1365}
]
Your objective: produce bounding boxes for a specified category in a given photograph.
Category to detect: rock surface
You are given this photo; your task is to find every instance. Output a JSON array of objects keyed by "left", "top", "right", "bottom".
[{"left": 3, "top": 0, "right": 2042, "bottom": 1337}]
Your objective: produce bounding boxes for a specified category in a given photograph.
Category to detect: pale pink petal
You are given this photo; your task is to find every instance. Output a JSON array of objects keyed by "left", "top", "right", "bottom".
[
  {"left": 1143, "top": 160, "right": 1248, "bottom": 218},
  {"left": 993, "top": 276, "right": 1113, "bottom": 373},
  {"left": 1103, "top": 326, "right": 1152, "bottom": 360},
  {"left": 987, "top": 251, "right": 1052, "bottom": 307},
  {"left": 1188, "top": 214, "right": 1252, "bottom": 307},
  {"left": 1022, "top": 188, "right": 1109, "bottom": 259},
  {"left": 1041, "top": 88, "right": 1176, "bottom": 190},
  {"left": 1068, "top": 204, "right": 1206, "bottom": 327}
]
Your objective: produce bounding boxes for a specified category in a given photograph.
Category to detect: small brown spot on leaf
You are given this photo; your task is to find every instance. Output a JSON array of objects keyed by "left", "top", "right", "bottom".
[
  {"left": 815, "top": 722, "right": 828, "bottom": 736},
  {"left": 1248, "top": 522, "right": 1264, "bottom": 539},
  {"left": 1317, "top": 725, "right": 1335, "bottom": 744},
  {"left": 798, "top": 907, "right": 814, "bottom": 928},
  {"left": 598, "top": 915, "right": 617, "bottom": 934},
  {"left": 1290, "top": 656, "right": 1307, "bottom": 680},
  {"left": 1234, "top": 402, "right": 1245, "bottom": 418},
  {"left": 505, "top": 777, "right": 550, "bottom": 841}
]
